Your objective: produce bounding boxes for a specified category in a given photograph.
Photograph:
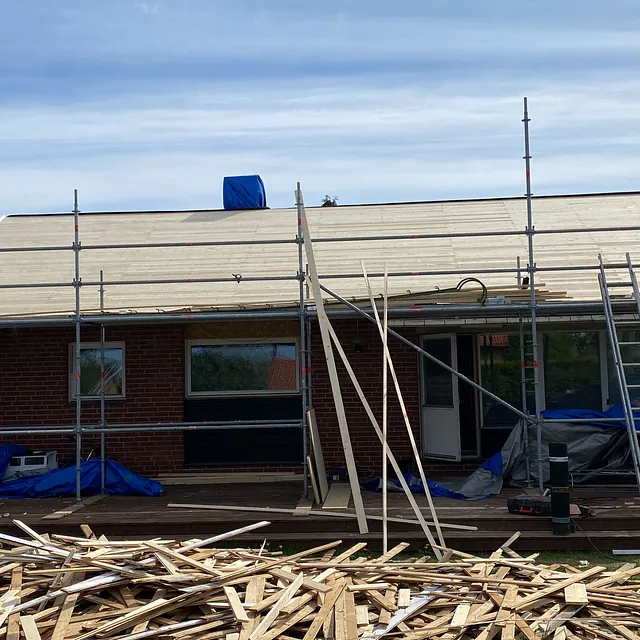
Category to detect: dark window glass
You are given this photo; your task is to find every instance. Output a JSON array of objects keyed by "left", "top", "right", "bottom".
[
  {"left": 480, "top": 334, "right": 532, "bottom": 427},
  {"left": 543, "top": 332, "right": 601, "bottom": 410},
  {"left": 190, "top": 343, "right": 297, "bottom": 394},
  {"left": 423, "top": 338, "right": 454, "bottom": 407}
]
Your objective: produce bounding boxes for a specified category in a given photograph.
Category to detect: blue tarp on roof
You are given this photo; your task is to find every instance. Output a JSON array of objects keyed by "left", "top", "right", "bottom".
[
  {"left": 223, "top": 175, "right": 267, "bottom": 210},
  {"left": 0, "top": 457, "right": 163, "bottom": 498}
]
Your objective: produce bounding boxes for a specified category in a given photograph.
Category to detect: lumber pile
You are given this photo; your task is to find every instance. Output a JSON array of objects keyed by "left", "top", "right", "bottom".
[{"left": 2, "top": 522, "right": 640, "bottom": 639}]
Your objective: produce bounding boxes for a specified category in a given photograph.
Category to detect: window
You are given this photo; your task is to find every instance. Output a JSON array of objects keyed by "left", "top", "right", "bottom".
[
  {"left": 480, "top": 333, "right": 533, "bottom": 427},
  {"left": 186, "top": 341, "right": 298, "bottom": 396},
  {"left": 542, "top": 332, "right": 602, "bottom": 411},
  {"left": 69, "top": 343, "right": 125, "bottom": 400}
]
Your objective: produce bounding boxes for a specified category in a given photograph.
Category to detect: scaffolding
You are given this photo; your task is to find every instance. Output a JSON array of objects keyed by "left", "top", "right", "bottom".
[{"left": 2, "top": 98, "right": 640, "bottom": 502}]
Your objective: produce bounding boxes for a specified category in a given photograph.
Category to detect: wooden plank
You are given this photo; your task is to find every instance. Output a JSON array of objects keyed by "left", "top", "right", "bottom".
[
  {"left": 297, "top": 184, "right": 368, "bottom": 535},
  {"left": 41, "top": 493, "right": 107, "bottom": 520},
  {"left": 450, "top": 603, "right": 471, "bottom": 628},
  {"left": 248, "top": 573, "right": 303, "bottom": 640},
  {"left": 224, "top": 586, "right": 249, "bottom": 623},
  {"left": 322, "top": 483, "right": 351, "bottom": 510},
  {"left": 306, "top": 456, "right": 321, "bottom": 506},
  {"left": 381, "top": 262, "right": 390, "bottom": 555},
  {"left": 302, "top": 580, "right": 346, "bottom": 640},
  {"left": 295, "top": 496, "right": 313, "bottom": 511},
  {"left": 564, "top": 583, "right": 589, "bottom": 605},
  {"left": 356, "top": 605, "right": 370, "bottom": 626},
  {"left": 51, "top": 593, "right": 79, "bottom": 640},
  {"left": 515, "top": 566, "right": 605, "bottom": 611},
  {"left": 500, "top": 532, "right": 521, "bottom": 549},
  {"left": 168, "top": 502, "right": 476, "bottom": 531},
  {"left": 307, "top": 409, "right": 329, "bottom": 502},
  {"left": 7, "top": 564, "right": 22, "bottom": 640},
  {"left": 398, "top": 589, "right": 411, "bottom": 608},
  {"left": 240, "top": 576, "right": 265, "bottom": 640},
  {"left": 20, "top": 615, "right": 42, "bottom": 640},
  {"left": 334, "top": 584, "right": 348, "bottom": 640}
]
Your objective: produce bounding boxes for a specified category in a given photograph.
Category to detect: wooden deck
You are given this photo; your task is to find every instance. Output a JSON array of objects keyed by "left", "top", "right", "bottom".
[{"left": 1, "top": 482, "right": 639, "bottom": 551}]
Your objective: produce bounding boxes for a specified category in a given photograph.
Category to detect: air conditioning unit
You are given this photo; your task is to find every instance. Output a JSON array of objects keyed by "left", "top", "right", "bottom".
[{"left": 4, "top": 451, "right": 58, "bottom": 481}]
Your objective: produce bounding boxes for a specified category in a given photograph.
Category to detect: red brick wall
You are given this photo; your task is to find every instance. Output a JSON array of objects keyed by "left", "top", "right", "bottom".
[
  {"left": 0, "top": 319, "right": 473, "bottom": 479},
  {"left": 0, "top": 324, "right": 184, "bottom": 475},
  {"left": 309, "top": 320, "right": 476, "bottom": 476}
]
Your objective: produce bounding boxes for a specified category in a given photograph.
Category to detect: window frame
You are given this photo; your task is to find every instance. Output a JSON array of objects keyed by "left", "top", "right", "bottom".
[
  {"left": 185, "top": 338, "right": 300, "bottom": 398},
  {"left": 68, "top": 342, "right": 126, "bottom": 401}
]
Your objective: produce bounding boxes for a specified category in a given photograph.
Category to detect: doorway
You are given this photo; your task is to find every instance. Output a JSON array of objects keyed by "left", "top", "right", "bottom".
[{"left": 420, "top": 334, "right": 479, "bottom": 461}]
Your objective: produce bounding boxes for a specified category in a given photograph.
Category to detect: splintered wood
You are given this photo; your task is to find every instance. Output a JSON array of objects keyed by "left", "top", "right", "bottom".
[{"left": 1, "top": 523, "right": 639, "bottom": 640}]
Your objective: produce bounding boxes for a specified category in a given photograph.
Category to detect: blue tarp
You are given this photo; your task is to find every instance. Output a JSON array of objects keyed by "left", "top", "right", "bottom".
[
  {"left": 223, "top": 175, "right": 267, "bottom": 210},
  {"left": 0, "top": 457, "right": 163, "bottom": 498},
  {"left": 0, "top": 445, "right": 28, "bottom": 481},
  {"left": 364, "top": 473, "right": 469, "bottom": 501},
  {"left": 542, "top": 403, "right": 638, "bottom": 429}
]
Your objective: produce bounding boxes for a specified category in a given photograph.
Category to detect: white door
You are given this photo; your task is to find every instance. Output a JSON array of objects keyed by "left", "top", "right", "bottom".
[{"left": 421, "top": 334, "right": 461, "bottom": 461}]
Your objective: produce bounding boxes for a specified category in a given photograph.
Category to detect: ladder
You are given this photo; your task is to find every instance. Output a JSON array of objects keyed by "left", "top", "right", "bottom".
[{"left": 599, "top": 252, "right": 640, "bottom": 491}]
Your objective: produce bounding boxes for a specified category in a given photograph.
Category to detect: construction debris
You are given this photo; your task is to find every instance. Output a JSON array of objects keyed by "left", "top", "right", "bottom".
[{"left": 2, "top": 520, "right": 640, "bottom": 639}]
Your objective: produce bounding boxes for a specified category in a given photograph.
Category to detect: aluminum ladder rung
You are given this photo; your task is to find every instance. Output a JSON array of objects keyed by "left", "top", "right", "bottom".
[
  {"left": 619, "top": 342, "right": 640, "bottom": 346},
  {"left": 599, "top": 253, "right": 640, "bottom": 492}
]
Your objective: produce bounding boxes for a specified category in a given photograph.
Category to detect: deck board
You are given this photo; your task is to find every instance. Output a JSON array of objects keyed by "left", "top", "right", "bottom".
[{"left": 0, "top": 483, "right": 639, "bottom": 551}]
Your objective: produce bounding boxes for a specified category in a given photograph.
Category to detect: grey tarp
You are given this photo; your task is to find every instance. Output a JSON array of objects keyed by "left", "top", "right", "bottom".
[{"left": 454, "top": 419, "right": 630, "bottom": 499}]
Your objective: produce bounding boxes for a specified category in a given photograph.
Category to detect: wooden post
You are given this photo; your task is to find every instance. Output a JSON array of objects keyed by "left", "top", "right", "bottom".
[
  {"left": 296, "top": 184, "right": 368, "bottom": 534},
  {"left": 382, "top": 263, "right": 389, "bottom": 554}
]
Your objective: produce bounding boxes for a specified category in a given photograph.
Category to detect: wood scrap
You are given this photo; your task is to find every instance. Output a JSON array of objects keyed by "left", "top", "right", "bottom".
[
  {"left": 1, "top": 520, "right": 639, "bottom": 639},
  {"left": 307, "top": 409, "right": 329, "bottom": 502},
  {"left": 322, "top": 483, "right": 351, "bottom": 510}
]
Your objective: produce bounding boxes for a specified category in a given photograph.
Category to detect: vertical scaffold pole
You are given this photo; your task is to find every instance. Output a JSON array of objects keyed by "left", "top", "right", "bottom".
[
  {"left": 523, "top": 97, "right": 544, "bottom": 494},
  {"left": 73, "top": 190, "right": 82, "bottom": 502},
  {"left": 99, "top": 270, "right": 106, "bottom": 494},
  {"left": 517, "top": 256, "right": 531, "bottom": 484},
  {"left": 297, "top": 209, "right": 309, "bottom": 497}
]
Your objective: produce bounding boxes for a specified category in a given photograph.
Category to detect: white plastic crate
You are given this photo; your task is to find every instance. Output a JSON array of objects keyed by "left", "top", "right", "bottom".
[{"left": 4, "top": 451, "right": 58, "bottom": 480}]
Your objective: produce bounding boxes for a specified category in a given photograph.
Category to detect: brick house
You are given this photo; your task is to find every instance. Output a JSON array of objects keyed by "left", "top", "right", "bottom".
[{"left": 1, "top": 191, "right": 640, "bottom": 478}]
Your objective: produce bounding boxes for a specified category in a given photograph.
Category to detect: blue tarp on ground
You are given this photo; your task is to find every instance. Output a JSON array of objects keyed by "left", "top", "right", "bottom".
[
  {"left": 364, "top": 473, "right": 469, "bottom": 501},
  {"left": 223, "top": 175, "right": 267, "bottom": 210},
  {"left": 0, "top": 457, "right": 163, "bottom": 498},
  {"left": 0, "top": 445, "right": 28, "bottom": 481}
]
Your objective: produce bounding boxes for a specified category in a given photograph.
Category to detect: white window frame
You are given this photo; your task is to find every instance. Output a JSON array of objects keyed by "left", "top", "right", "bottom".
[
  {"left": 69, "top": 342, "right": 126, "bottom": 401},
  {"left": 185, "top": 338, "right": 300, "bottom": 398}
]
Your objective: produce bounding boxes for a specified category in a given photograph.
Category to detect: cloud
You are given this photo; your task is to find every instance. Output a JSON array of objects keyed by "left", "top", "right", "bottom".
[
  {"left": 0, "top": 1, "right": 638, "bottom": 212},
  {"left": 134, "top": 2, "right": 160, "bottom": 15}
]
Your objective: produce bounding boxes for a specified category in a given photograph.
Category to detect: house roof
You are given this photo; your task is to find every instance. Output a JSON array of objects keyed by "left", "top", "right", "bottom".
[{"left": 1, "top": 190, "right": 640, "bottom": 320}]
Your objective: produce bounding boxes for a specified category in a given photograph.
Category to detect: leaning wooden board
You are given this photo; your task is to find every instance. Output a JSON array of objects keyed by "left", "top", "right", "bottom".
[{"left": 322, "top": 483, "right": 352, "bottom": 510}]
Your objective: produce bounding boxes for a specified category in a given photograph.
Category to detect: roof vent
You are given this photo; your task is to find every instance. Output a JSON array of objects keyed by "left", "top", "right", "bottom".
[{"left": 223, "top": 175, "right": 267, "bottom": 210}]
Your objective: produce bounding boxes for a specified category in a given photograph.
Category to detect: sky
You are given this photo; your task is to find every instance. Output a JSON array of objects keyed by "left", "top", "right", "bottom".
[{"left": 0, "top": 0, "right": 639, "bottom": 213}]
